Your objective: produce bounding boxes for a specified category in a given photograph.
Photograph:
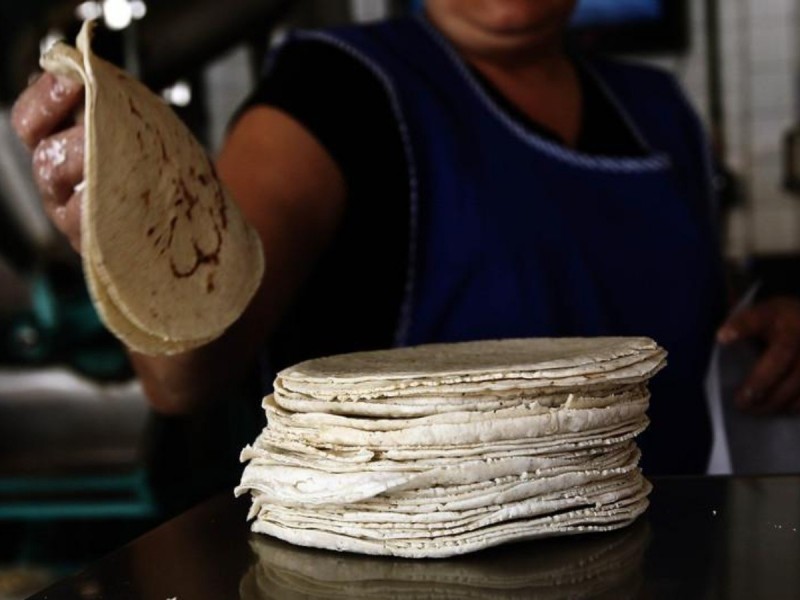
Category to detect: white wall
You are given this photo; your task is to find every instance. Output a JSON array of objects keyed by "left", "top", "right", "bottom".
[{"left": 658, "top": 0, "right": 800, "bottom": 257}]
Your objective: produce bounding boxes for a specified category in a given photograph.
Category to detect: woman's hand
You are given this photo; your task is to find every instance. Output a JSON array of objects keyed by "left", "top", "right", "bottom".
[
  {"left": 718, "top": 297, "right": 800, "bottom": 414},
  {"left": 11, "top": 72, "right": 84, "bottom": 252}
]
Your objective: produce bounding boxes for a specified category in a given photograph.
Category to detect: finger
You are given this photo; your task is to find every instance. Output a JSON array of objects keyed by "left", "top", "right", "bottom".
[
  {"left": 51, "top": 190, "right": 83, "bottom": 253},
  {"left": 736, "top": 337, "right": 797, "bottom": 410},
  {"left": 11, "top": 72, "right": 83, "bottom": 150},
  {"left": 717, "top": 306, "right": 768, "bottom": 344},
  {"left": 759, "top": 360, "right": 800, "bottom": 414},
  {"left": 32, "top": 124, "right": 84, "bottom": 208}
]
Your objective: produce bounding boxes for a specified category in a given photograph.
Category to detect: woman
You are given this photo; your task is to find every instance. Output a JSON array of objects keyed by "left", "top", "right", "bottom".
[{"left": 11, "top": 0, "right": 800, "bottom": 474}]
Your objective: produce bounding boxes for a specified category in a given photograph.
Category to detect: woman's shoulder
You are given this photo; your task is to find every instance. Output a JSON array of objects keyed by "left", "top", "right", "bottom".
[
  {"left": 240, "top": 26, "right": 408, "bottom": 204},
  {"left": 264, "top": 35, "right": 376, "bottom": 86},
  {"left": 244, "top": 34, "right": 395, "bottom": 148}
]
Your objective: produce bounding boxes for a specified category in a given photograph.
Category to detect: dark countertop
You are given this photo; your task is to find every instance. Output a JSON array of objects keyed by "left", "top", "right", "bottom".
[{"left": 27, "top": 474, "right": 800, "bottom": 599}]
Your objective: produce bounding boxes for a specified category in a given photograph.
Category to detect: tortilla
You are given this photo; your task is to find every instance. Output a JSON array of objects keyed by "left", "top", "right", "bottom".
[
  {"left": 256, "top": 474, "right": 646, "bottom": 534},
  {"left": 40, "top": 22, "right": 263, "bottom": 353},
  {"left": 242, "top": 440, "right": 638, "bottom": 474},
  {"left": 253, "top": 417, "right": 649, "bottom": 463},
  {"left": 237, "top": 457, "right": 641, "bottom": 508},
  {"left": 260, "top": 402, "right": 649, "bottom": 449},
  {"left": 265, "top": 387, "right": 648, "bottom": 431},
  {"left": 85, "top": 257, "right": 215, "bottom": 354},
  {"left": 275, "top": 352, "right": 666, "bottom": 401},
  {"left": 251, "top": 490, "right": 650, "bottom": 558},
  {"left": 279, "top": 337, "right": 663, "bottom": 384}
]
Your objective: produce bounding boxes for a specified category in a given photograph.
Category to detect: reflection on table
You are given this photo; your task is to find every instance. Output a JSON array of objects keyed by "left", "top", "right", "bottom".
[
  {"left": 240, "top": 520, "right": 649, "bottom": 600},
  {"left": 24, "top": 477, "right": 800, "bottom": 600}
]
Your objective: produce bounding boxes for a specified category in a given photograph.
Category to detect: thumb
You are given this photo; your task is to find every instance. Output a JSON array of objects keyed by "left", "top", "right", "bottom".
[{"left": 717, "top": 305, "right": 768, "bottom": 344}]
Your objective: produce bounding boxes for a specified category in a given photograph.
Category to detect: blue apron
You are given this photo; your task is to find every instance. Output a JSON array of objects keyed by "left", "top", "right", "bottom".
[{"left": 292, "top": 16, "right": 724, "bottom": 474}]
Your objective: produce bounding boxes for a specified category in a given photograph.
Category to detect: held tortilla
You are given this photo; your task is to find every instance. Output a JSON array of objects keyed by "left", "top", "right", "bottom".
[{"left": 40, "top": 22, "right": 264, "bottom": 353}]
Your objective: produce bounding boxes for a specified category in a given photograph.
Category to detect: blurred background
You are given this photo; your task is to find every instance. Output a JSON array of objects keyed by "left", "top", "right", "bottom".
[{"left": 1, "top": 0, "right": 800, "bottom": 597}]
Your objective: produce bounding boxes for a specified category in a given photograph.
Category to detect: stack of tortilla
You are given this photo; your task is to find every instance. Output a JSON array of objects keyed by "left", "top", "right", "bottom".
[
  {"left": 40, "top": 22, "right": 263, "bottom": 355},
  {"left": 237, "top": 337, "right": 665, "bottom": 558}
]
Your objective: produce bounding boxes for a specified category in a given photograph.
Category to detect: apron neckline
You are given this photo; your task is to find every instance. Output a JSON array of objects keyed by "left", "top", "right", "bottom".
[{"left": 414, "top": 13, "right": 671, "bottom": 173}]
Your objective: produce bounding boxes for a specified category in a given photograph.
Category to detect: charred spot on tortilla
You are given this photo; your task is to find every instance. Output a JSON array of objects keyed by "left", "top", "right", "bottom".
[
  {"left": 127, "top": 97, "right": 142, "bottom": 119},
  {"left": 170, "top": 225, "right": 222, "bottom": 279},
  {"left": 177, "top": 177, "right": 199, "bottom": 220}
]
